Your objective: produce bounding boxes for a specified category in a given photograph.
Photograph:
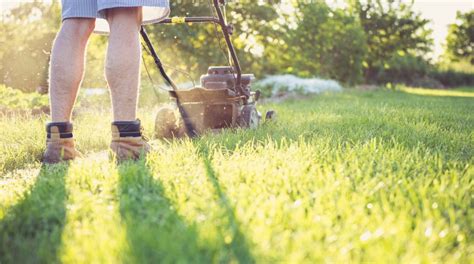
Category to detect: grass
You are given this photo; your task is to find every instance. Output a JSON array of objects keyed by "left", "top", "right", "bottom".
[
  {"left": 0, "top": 88, "right": 473, "bottom": 263},
  {"left": 400, "top": 86, "right": 474, "bottom": 98}
]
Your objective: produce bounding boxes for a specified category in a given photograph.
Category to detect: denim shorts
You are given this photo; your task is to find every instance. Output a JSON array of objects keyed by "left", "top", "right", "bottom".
[{"left": 61, "top": 0, "right": 170, "bottom": 33}]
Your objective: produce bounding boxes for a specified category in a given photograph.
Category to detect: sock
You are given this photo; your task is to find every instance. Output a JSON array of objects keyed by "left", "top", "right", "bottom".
[
  {"left": 46, "top": 122, "right": 73, "bottom": 139},
  {"left": 112, "top": 120, "right": 142, "bottom": 137}
]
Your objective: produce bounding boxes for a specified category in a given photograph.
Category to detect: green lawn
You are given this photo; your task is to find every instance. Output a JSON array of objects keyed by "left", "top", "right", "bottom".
[{"left": 0, "top": 89, "right": 473, "bottom": 263}]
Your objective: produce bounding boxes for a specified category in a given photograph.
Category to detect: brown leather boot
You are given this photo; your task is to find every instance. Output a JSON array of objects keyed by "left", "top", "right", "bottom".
[
  {"left": 110, "top": 120, "right": 151, "bottom": 163},
  {"left": 43, "top": 122, "right": 82, "bottom": 164}
]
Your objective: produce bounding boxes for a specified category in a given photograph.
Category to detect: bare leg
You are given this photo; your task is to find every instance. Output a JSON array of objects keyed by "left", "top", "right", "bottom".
[
  {"left": 105, "top": 8, "right": 142, "bottom": 121},
  {"left": 49, "top": 18, "right": 95, "bottom": 122}
]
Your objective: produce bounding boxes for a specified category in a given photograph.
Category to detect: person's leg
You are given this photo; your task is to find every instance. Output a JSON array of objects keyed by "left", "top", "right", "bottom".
[
  {"left": 105, "top": 7, "right": 142, "bottom": 121},
  {"left": 105, "top": 8, "right": 150, "bottom": 162},
  {"left": 43, "top": 18, "right": 95, "bottom": 164},
  {"left": 49, "top": 18, "right": 96, "bottom": 122}
]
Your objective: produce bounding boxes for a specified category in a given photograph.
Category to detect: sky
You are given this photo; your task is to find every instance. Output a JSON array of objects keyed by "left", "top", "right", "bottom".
[{"left": 1, "top": 0, "right": 473, "bottom": 59}]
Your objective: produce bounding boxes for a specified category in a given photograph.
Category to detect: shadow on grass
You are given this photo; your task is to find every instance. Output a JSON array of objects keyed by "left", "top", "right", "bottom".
[
  {"left": 201, "top": 156, "right": 256, "bottom": 264},
  {"left": 118, "top": 158, "right": 255, "bottom": 263},
  {"left": 0, "top": 164, "right": 69, "bottom": 264},
  {"left": 117, "top": 161, "right": 213, "bottom": 263},
  {"left": 195, "top": 144, "right": 255, "bottom": 264}
]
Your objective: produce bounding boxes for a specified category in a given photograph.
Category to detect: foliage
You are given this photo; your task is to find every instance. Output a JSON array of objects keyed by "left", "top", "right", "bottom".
[
  {"left": 430, "top": 11, "right": 474, "bottom": 87},
  {"left": 0, "top": 0, "right": 109, "bottom": 91},
  {"left": 0, "top": 1, "right": 60, "bottom": 92},
  {"left": 0, "top": 85, "right": 49, "bottom": 110},
  {"left": 432, "top": 55, "right": 474, "bottom": 88},
  {"left": 445, "top": 10, "right": 474, "bottom": 64},
  {"left": 374, "top": 53, "right": 431, "bottom": 85},
  {"left": 437, "top": 57, "right": 474, "bottom": 74},
  {"left": 1, "top": 0, "right": 472, "bottom": 92},
  {"left": 429, "top": 69, "right": 474, "bottom": 88},
  {"left": 143, "top": 0, "right": 281, "bottom": 83},
  {"left": 267, "top": 2, "right": 366, "bottom": 85},
  {"left": 351, "top": 0, "right": 433, "bottom": 83},
  {"left": 0, "top": 89, "right": 473, "bottom": 262}
]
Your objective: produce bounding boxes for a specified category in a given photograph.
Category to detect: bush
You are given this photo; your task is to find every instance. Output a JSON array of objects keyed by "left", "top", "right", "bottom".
[
  {"left": 370, "top": 54, "right": 474, "bottom": 88},
  {"left": 430, "top": 70, "right": 474, "bottom": 87},
  {"left": 372, "top": 54, "right": 434, "bottom": 86},
  {"left": 0, "top": 85, "right": 49, "bottom": 111},
  {"left": 409, "top": 76, "right": 444, "bottom": 89},
  {"left": 253, "top": 75, "right": 343, "bottom": 98}
]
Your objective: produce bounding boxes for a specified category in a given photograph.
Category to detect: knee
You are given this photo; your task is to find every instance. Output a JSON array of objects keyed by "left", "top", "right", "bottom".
[
  {"left": 61, "top": 18, "right": 96, "bottom": 41},
  {"left": 106, "top": 8, "right": 142, "bottom": 30}
]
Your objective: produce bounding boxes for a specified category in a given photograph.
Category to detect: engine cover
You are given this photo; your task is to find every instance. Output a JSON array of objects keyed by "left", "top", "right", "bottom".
[{"left": 200, "top": 66, "right": 255, "bottom": 92}]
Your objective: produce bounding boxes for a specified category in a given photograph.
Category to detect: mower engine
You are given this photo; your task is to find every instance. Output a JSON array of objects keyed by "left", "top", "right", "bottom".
[{"left": 155, "top": 66, "right": 265, "bottom": 138}]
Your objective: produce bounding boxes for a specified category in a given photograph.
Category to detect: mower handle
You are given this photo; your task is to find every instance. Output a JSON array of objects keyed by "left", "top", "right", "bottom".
[{"left": 154, "top": 0, "right": 247, "bottom": 101}]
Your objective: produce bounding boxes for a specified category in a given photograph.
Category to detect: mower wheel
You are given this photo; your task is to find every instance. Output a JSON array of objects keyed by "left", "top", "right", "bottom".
[
  {"left": 239, "top": 105, "right": 260, "bottom": 129},
  {"left": 265, "top": 110, "right": 277, "bottom": 122},
  {"left": 154, "top": 105, "right": 186, "bottom": 139}
]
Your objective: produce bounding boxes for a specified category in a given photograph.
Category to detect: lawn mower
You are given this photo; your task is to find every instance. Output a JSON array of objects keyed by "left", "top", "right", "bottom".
[{"left": 140, "top": 0, "right": 275, "bottom": 138}]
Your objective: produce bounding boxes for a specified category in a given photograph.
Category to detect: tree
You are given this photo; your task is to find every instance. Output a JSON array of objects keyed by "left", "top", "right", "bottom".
[
  {"left": 267, "top": 2, "right": 367, "bottom": 84},
  {"left": 351, "top": 0, "right": 433, "bottom": 83},
  {"left": 445, "top": 11, "right": 474, "bottom": 64},
  {"left": 143, "top": 0, "right": 281, "bottom": 83}
]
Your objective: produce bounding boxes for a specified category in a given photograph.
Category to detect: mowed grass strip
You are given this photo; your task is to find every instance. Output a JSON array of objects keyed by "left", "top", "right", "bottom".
[
  {"left": 59, "top": 154, "right": 126, "bottom": 263},
  {"left": 0, "top": 89, "right": 473, "bottom": 263}
]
